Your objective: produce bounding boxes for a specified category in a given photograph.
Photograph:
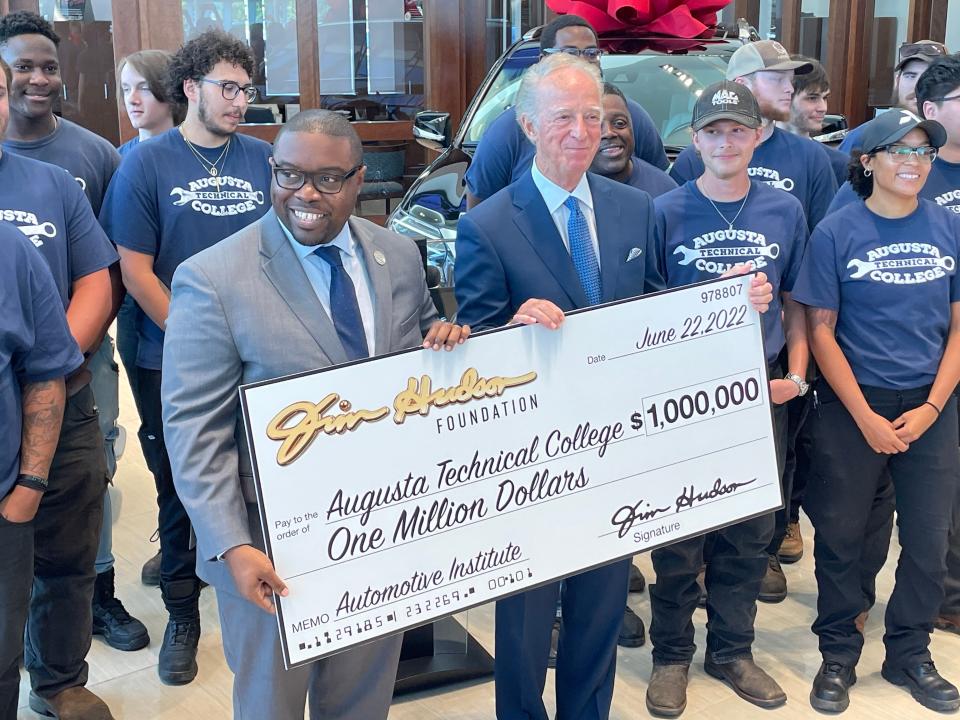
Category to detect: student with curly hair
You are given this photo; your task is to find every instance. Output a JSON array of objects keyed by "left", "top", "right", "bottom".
[{"left": 100, "top": 28, "right": 272, "bottom": 686}]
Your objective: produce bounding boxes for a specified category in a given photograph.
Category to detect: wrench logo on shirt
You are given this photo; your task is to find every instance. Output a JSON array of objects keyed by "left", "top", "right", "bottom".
[
  {"left": 674, "top": 228, "right": 780, "bottom": 275},
  {"left": 0, "top": 209, "right": 58, "bottom": 247},
  {"left": 748, "top": 166, "right": 795, "bottom": 193},
  {"left": 848, "top": 242, "right": 956, "bottom": 284}
]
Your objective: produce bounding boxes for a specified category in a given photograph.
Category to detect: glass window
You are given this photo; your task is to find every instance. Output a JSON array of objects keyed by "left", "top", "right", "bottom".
[
  {"left": 867, "top": 0, "right": 910, "bottom": 108},
  {"left": 798, "top": 0, "right": 830, "bottom": 69},
  {"left": 947, "top": 0, "right": 960, "bottom": 53},
  {"left": 316, "top": 0, "right": 425, "bottom": 121},
  {"left": 182, "top": 1, "right": 300, "bottom": 122}
]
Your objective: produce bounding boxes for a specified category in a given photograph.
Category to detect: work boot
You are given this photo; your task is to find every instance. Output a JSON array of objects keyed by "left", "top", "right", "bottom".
[
  {"left": 810, "top": 661, "right": 857, "bottom": 713},
  {"left": 935, "top": 613, "right": 960, "bottom": 635},
  {"left": 141, "top": 549, "right": 161, "bottom": 587},
  {"left": 92, "top": 567, "right": 150, "bottom": 651},
  {"left": 159, "top": 578, "right": 201, "bottom": 685},
  {"left": 882, "top": 660, "right": 960, "bottom": 712},
  {"left": 618, "top": 606, "right": 646, "bottom": 647},
  {"left": 547, "top": 617, "right": 560, "bottom": 669},
  {"left": 758, "top": 554, "right": 787, "bottom": 603},
  {"left": 855, "top": 610, "right": 869, "bottom": 634},
  {"left": 646, "top": 663, "right": 689, "bottom": 717},
  {"left": 629, "top": 563, "right": 646, "bottom": 593},
  {"left": 705, "top": 656, "right": 786, "bottom": 708},
  {"left": 696, "top": 566, "right": 707, "bottom": 609},
  {"left": 778, "top": 521, "right": 803, "bottom": 563},
  {"left": 29, "top": 687, "right": 114, "bottom": 719}
]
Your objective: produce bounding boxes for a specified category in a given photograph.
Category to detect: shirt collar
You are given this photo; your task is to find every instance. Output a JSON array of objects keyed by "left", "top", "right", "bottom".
[
  {"left": 530, "top": 158, "right": 593, "bottom": 215},
  {"left": 278, "top": 216, "right": 356, "bottom": 261}
]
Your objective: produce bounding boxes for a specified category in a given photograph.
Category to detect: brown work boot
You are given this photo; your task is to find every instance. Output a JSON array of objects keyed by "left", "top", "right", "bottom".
[
  {"left": 646, "top": 663, "right": 689, "bottom": 717},
  {"left": 855, "top": 610, "right": 869, "bottom": 634},
  {"left": 935, "top": 614, "right": 960, "bottom": 635},
  {"left": 29, "top": 687, "right": 114, "bottom": 719},
  {"left": 778, "top": 521, "right": 804, "bottom": 563},
  {"left": 705, "top": 657, "right": 787, "bottom": 708}
]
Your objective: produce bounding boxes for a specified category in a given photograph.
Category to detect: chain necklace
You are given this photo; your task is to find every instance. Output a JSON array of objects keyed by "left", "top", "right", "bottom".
[
  {"left": 179, "top": 124, "right": 231, "bottom": 189},
  {"left": 698, "top": 178, "right": 750, "bottom": 231}
]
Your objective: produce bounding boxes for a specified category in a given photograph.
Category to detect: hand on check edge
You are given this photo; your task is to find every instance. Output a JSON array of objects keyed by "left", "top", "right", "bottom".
[
  {"left": 511, "top": 298, "right": 565, "bottom": 329},
  {"left": 224, "top": 545, "right": 289, "bottom": 614},
  {"left": 422, "top": 321, "right": 471, "bottom": 351},
  {"left": 720, "top": 264, "right": 773, "bottom": 314}
]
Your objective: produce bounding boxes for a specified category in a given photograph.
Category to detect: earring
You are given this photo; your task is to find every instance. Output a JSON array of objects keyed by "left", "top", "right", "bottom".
[{"left": 864, "top": 169, "right": 872, "bottom": 177}]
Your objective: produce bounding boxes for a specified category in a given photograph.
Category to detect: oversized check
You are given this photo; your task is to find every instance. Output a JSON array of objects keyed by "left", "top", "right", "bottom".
[{"left": 240, "top": 274, "right": 782, "bottom": 668}]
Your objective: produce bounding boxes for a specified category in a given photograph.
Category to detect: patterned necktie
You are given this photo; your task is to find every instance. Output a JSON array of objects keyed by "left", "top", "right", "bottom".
[
  {"left": 313, "top": 245, "right": 370, "bottom": 360},
  {"left": 564, "top": 195, "right": 601, "bottom": 305}
]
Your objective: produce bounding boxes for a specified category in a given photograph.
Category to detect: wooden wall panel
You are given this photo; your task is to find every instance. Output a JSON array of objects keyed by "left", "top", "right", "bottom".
[
  {"left": 780, "top": 0, "right": 802, "bottom": 53},
  {"left": 8, "top": 0, "right": 39, "bottom": 12},
  {"left": 294, "top": 0, "right": 319, "bottom": 110},
  {"left": 908, "top": 0, "right": 947, "bottom": 42}
]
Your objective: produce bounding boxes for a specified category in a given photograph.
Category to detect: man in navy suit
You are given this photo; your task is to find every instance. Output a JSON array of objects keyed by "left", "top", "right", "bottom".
[{"left": 455, "top": 53, "right": 773, "bottom": 720}]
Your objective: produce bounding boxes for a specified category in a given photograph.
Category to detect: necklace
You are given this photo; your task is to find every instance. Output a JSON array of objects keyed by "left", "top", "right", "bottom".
[
  {"left": 179, "top": 124, "right": 231, "bottom": 189},
  {"left": 698, "top": 178, "right": 750, "bottom": 230}
]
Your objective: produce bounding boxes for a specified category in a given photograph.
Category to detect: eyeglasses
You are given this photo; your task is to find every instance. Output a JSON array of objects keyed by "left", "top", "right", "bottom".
[
  {"left": 875, "top": 144, "right": 938, "bottom": 163},
  {"left": 542, "top": 46, "right": 603, "bottom": 61},
  {"left": 930, "top": 93, "right": 960, "bottom": 104},
  {"left": 199, "top": 78, "right": 258, "bottom": 103},
  {"left": 272, "top": 165, "right": 363, "bottom": 193}
]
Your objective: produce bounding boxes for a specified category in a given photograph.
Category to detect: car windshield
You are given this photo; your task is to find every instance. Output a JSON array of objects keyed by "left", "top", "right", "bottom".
[{"left": 463, "top": 48, "right": 729, "bottom": 149}]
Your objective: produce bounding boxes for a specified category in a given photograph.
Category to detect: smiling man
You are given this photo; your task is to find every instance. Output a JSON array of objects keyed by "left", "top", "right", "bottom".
[
  {"left": 161, "top": 109, "right": 468, "bottom": 720},
  {"left": 99, "top": 29, "right": 272, "bottom": 686}
]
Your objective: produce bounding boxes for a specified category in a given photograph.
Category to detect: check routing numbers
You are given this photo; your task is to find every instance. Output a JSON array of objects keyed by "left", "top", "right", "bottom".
[{"left": 240, "top": 274, "right": 782, "bottom": 666}]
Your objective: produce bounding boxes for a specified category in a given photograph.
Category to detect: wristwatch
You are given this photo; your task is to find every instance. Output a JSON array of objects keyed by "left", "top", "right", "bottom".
[{"left": 785, "top": 373, "right": 809, "bottom": 397}]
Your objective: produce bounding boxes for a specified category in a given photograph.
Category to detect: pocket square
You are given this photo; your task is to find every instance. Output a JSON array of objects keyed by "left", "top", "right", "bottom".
[{"left": 626, "top": 247, "right": 643, "bottom": 262}]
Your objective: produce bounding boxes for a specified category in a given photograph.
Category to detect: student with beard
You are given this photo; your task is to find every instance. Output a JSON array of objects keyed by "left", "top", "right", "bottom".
[
  {"left": 794, "top": 110, "right": 960, "bottom": 714},
  {"left": 670, "top": 40, "right": 837, "bottom": 235},
  {"left": 646, "top": 81, "right": 808, "bottom": 717}
]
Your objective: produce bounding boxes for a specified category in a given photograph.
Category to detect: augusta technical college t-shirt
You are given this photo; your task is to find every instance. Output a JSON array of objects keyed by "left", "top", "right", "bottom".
[
  {"left": 465, "top": 100, "right": 669, "bottom": 200},
  {"left": 792, "top": 200, "right": 960, "bottom": 390},
  {"left": 0, "top": 152, "right": 118, "bottom": 309},
  {"left": 625, "top": 159, "right": 678, "bottom": 198},
  {"left": 654, "top": 179, "right": 808, "bottom": 364},
  {"left": 826, "top": 157, "right": 960, "bottom": 216},
  {"left": 669, "top": 127, "right": 838, "bottom": 232},
  {"left": 100, "top": 127, "right": 273, "bottom": 369},
  {"left": 2, "top": 118, "right": 120, "bottom": 216}
]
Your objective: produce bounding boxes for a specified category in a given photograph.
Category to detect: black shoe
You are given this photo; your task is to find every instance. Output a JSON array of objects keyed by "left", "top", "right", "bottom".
[
  {"left": 705, "top": 657, "right": 786, "bottom": 708},
  {"left": 142, "top": 548, "right": 161, "bottom": 587},
  {"left": 92, "top": 568, "right": 150, "bottom": 651},
  {"left": 158, "top": 618, "right": 200, "bottom": 685},
  {"left": 810, "top": 661, "right": 856, "bottom": 713},
  {"left": 629, "top": 563, "right": 646, "bottom": 593},
  {"left": 547, "top": 618, "right": 560, "bottom": 669},
  {"left": 646, "top": 663, "right": 689, "bottom": 717},
  {"left": 696, "top": 566, "right": 707, "bottom": 609},
  {"left": 618, "top": 606, "right": 646, "bottom": 648},
  {"left": 758, "top": 554, "right": 787, "bottom": 603},
  {"left": 882, "top": 660, "right": 960, "bottom": 712}
]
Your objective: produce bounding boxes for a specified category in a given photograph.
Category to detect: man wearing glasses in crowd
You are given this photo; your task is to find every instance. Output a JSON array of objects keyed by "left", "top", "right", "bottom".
[
  {"left": 465, "top": 14, "right": 669, "bottom": 209},
  {"left": 100, "top": 29, "right": 272, "bottom": 687}
]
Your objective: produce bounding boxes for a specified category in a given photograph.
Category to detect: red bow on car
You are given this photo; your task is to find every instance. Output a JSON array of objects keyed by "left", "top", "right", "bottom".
[{"left": 545, "top": 0, "right": 730, "bottom": 39}]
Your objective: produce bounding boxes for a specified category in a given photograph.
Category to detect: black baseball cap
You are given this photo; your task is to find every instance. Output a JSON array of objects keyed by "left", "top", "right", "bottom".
[
  {"left": 692, "top": 81, "right": 762, "bottom": 131},
  {"left": 858, "top": 108, "right": 947, "bottom": 153}
]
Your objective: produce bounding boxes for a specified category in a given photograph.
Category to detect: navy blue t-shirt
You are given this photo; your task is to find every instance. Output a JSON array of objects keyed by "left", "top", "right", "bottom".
[
  {"left": 0, "top": 152, "right": 118, "bottom": 309},
  {"left": 669, "top": 127, "right": 838, "bottom": 232},
  {"left": 117, "top": 137, "right": 140, "bottom": 158},
  {"left": 0, "top": 222, "right": 83, "bottom": 499},
  {"left": 827, "top": 157, "right": 960, "bottom": 216},
  {"left": 625, "top": 159, "right": 677, "bottom": 198},
  {"left": 3, "top": 118, "right": 120, "bottom": 216},
  {"left": 837, "top": 119, "right": 870, "bottom": 154},
  {"left": 100, "top": 128, "right": 272, "bottom": 369},
  {"left": 465, "top": 99, "right": 668, "bottom": 200},
  {"left": 792, "top": 200, "right": 960, "bottom": 389},
  {"left": 654, "top": 179, "right": 808, "bottom": 364},
  {"left": 821, "top": 143, "right": 850, "bottom": 187}
]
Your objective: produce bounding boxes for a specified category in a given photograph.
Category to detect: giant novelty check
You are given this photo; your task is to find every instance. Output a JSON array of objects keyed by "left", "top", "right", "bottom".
[{"left": 240, "top": 274, "right": 782, "bottom": 668}]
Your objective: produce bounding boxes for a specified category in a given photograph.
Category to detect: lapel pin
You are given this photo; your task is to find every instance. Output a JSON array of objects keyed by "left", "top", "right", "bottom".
[{"left": 374, "top": 250, "right": 387, "bottom": 266}]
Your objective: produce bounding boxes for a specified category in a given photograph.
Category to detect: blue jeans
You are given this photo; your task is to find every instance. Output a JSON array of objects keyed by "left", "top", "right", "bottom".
[{"left": 89, "top": 335, "right": 119, "bottom": 574}]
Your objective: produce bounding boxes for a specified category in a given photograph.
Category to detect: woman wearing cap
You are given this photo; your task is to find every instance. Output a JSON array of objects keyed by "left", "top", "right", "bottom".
[{"left": 793, "top": 111, "right": 960, "bottom": 714}]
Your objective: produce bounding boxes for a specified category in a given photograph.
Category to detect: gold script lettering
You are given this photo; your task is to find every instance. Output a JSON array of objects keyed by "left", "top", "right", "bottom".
[
  {"left": 392, "top": 368, "right": 538, "bottom": 424},
  {"left": 266, "top": 394, "right": 390, "bottom": 466}
]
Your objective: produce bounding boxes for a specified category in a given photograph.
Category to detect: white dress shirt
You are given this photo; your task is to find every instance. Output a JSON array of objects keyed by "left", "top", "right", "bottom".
[
  {"left": 530, "top": 159, "right": 601, "bottom": 259},
  {"left": 278, "top": 218, "right": 377, "bottom": 355}
]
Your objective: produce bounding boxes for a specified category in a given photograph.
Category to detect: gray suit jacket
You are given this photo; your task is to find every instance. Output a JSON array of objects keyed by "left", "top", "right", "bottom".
[{"left": 161, "top": 209, "right": 438, "bottom": 592}]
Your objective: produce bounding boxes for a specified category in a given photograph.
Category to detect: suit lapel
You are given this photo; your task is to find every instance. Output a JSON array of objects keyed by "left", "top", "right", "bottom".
[
  {"left": 512, "top": 173, "right": 589, "bottom": 308},
  {"left": 591, "top": 176, "right": 622, "bottom": 303},
  {"left": 258, "top": 209, "right": 348, "bottom": 365},
  {"left": 350, "top": 218, "right": 393, "bottom": 353}
]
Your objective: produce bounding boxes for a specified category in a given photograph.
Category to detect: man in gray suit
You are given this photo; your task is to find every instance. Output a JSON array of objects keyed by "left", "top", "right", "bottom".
[{"left": 161, "top": 109, "right": 469, "bottom": 719}]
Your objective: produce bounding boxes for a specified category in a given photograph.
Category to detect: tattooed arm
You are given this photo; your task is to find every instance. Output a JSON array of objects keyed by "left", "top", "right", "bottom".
[
  {"left": 0, "top": 378, "right": 66, "bottom": 523},
  {"left": 807, "top": 306, "right": 907, "bottom": 454}
]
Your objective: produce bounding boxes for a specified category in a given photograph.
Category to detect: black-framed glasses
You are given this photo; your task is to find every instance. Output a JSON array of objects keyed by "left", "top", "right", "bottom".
[
  {"left": 930, "top": 93, "right": 960, "bottom": 104},
  {"left": 199, "top": 77, "right": 258, "bottom": 103},
  {"left": 876, "top": 144, "right": 938, "bottom": 163},
  {"left": 273, "top": 165, "right": 363, "bottom": 193},
  {"left": 542, "top": 46, "right": 603, "bottom": 61}
]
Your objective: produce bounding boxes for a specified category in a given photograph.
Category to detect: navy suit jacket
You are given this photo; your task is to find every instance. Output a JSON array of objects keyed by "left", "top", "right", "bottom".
[{"left": 455, "top": 170, "right": 664, "bottom": 330}]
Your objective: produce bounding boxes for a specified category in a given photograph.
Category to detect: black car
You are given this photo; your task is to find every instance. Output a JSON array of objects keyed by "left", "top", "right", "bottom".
[{"left": 388, "top": 25, "right": 757, "bottom": 318}]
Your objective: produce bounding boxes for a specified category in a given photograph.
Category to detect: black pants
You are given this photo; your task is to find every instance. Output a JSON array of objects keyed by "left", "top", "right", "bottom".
[
  {"left": 135, "top": 367, "right": 200, "bottom": 618},
  {"left": 649, "top": 397, "right": 787, "bottom": 665},
  {"left": 0, "top": 385, "right": 106, "bottom": 716},
  {"left": 115, "top": 294, "right": 141, "bottom": 418},
  {"left": 805, "top": 383, "right": 959, "bottom": 668}
]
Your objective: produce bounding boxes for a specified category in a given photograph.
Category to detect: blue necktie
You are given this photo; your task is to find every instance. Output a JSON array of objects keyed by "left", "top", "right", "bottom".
[
  {"left": 564, "top": 195, "right": 601, "bottom": 305},
  {"left": 313, "top": 245, "right": 370, "bottom": 360}
]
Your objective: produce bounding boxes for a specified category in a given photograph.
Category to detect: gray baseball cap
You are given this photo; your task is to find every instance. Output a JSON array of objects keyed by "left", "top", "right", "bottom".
[
  {"left": 726, "top": 40, "right": 813, "bottom": 80},
  {"left": 692, "top": 81, "right": 763, "bottom": 131}
]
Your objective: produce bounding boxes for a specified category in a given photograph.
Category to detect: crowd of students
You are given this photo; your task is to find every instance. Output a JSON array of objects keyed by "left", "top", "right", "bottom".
[{"left": 2, "top": 7, "right": 960, "bottom": 720}]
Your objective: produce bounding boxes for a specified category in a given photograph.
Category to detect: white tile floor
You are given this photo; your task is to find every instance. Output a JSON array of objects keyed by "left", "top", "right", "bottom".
[{"left": 16, "top": 359, "right": 960, "bottom": 719}]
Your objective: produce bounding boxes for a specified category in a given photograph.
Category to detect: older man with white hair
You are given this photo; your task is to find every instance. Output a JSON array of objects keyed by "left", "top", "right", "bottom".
[{"left": 455, "top": 53, "right": 772, "bottom": 720}]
